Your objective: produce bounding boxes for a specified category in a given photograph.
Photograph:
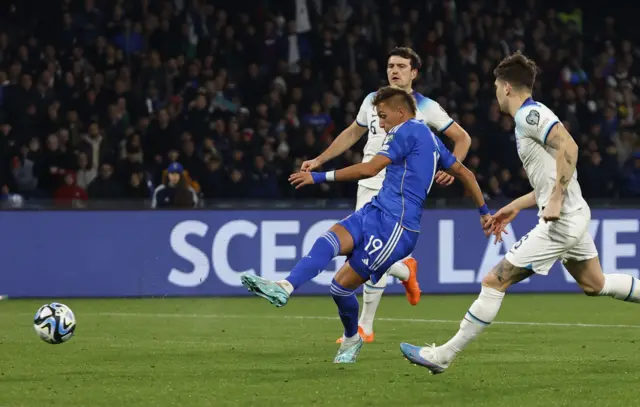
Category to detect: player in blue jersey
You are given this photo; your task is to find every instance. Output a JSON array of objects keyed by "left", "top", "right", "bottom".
[
  {"left": 240, "top": 87, "right": 489, "bottom": 363},
  {"left": 304, "top": 47, "right": 471, "bottom": 344}
]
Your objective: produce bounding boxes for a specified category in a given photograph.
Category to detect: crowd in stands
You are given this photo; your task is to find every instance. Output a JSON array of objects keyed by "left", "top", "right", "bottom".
[{"left": 0, "top": 0, "right": 639, "bottom": 206}]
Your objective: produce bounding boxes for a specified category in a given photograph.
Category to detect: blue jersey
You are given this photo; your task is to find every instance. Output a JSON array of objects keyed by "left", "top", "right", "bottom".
[{"left": 371, "top": 118, "right": 457, "bottom": 231}]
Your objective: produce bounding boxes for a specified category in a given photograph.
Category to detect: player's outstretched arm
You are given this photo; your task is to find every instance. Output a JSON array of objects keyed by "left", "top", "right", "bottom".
[
  {"left": 443, "top": 123, "right": 472, "bottom": 162},
  {"left": 487, "top": 191, "right": 537, "bottom": 244},
  {"left": 300, "top": 121, "right": 368, "bottom": 171},
  {"left": 543, "top": 124, "right": 578, "bottom": 221},
  {"left": 290, "top": 155, "right": 391, "bottom": 189},
  {"left": 445, "top": 161, "right": 486, "bottom": 209},
  {"left": 445, "top": 161, "right": 492, "bottom": 231},
  {"left": 509, "top": 191, "right": 537, "bottom": 211}
]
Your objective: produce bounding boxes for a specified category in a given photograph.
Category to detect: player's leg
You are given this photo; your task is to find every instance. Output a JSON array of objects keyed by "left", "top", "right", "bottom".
[
  {"left": 565, "top": 256, "right": 640, "bottom": 303},
  {"left": 401, "top": 221, "right": 560, "bottom": 374},
  {"left": 391, "top": 257, "right": 420, "bottom": 305},
  {"left": 349, "top": 185, "right": 382, "bottom": 341},
  {"left": 560, "top": 206, "right": 640, "bottom": 301},
  {"left": 354, "top": 277, "right": 385, "bottom": 341},
  {"left": 400, "top": 258, "right": 533, "bottom": 373},
  {"left": 353, "top": 184, "right": 420, "bottom": 341},
  {"left": 240, "top": 223, "right": 356, "bottom": 307},
  {"left": 356, "top": 256, "right": 419, "bottom": 341},
  {"left": 280, "top": 223, "right": 354, "bottom": 293},
  {"left": 331, "top": 261, "right": 368, "bottom": 363},
  {"left": 339, "top": 208, "right": 418, "bottom": 352}
]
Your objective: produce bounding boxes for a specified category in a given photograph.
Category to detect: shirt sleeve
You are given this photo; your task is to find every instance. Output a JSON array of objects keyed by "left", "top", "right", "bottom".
[
  {"left": 516, "top": 106, "right": 560, "bottom": 145},
  {"left": 377, "top": 124, "right": 414, "bottom": 163},
  {"left": 433, "top": 134, "right": 457, "bottom": 169},
  {"left": 355, "top": 92, "right": 374, "bottom": 127},
  {"left": 190, "top": 187, "right": 199, "bottom": 207},
  {"left": 421, "top": 99, "right": 455, "bottom": 133},
  {"left": 151, "top": 185, "right": 165, "bottom": 208}
]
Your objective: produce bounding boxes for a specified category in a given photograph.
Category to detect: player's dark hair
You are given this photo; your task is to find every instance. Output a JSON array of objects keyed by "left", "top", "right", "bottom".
[
  {"left": 493, "top": 51, "right": 538, "bottom": 90},
  {"left": 372, "top": 86, "right": 418, "bottom": 115},
  {"left": 387, "top": 47, "right": 422, "bottom": 70}
]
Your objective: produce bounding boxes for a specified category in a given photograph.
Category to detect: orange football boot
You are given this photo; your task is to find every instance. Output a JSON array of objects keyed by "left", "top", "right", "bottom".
[
  {"left": 401, "top": 257, "right": 421, "bottom": 305},
  {"left": 336, "top": 326, "right": 375, "bottom": 343}
]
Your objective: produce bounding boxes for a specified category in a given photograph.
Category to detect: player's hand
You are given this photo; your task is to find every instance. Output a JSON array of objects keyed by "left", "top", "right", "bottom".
[
  {"left": 487, "top": 204, "right": 520, "bottom": 244},
  {"left": 289, "top": 172, "right": 315, "bottom": 189},
  {"left": 435, "top": 170, "right": 455, "bottom": 186},
  {"left": 480, "top": 214, "right": 493, "bottom": 236},
  {"left": 542, "top": 199, "right": 561, "bottom": 222},
  {"left": 300, "top": 158, "right": 322, "bottom": 172}
]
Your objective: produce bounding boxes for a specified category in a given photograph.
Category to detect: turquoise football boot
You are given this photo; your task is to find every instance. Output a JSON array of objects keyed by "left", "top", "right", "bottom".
[
  {"left": 333, "top": 336, "right": 364, "bottom": 363},
  {"left": 240, "top": 273, "right": 290, "bottom": 307}
]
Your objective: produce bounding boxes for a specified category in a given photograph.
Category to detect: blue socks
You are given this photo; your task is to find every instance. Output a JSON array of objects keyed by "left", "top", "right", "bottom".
[
  {"left": 330, "top": 279, "right": 359, "bottom": 338},
  {"left": 285, "top": 231, "right": 340, "bottom": 289},
  {"left": 282, "top": 229, "right": 358, "bottom": 339}
]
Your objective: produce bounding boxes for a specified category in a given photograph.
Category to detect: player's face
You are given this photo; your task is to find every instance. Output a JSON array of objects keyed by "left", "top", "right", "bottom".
[
  {"left": 387, "top": 56, "right": 417, "bottom": 89},
  {"left": 376, "top": 102, "right": 403, "bottom": 131},
  {"left": 494, "top": 79, "right": 510, "bottom": 113}
]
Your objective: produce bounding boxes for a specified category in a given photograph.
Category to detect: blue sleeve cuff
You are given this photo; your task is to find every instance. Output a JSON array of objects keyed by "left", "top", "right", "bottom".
[
  {"left": 311, "top": 171, "right": 335, "bottom": 183},
  {"left": 311, "top": 172, "right": 327, "bottom": 183},
  {"left": 542, "top": 121, "right": 559, "bottom": 144},
  {"left": 356, "top": 119, "right": 367, "bottom": 127},
  {"left": 442, "top": 155, "right": 457, "bottom": 170},
  {"left": 439, "top": 120, "right": 454, "bottom": 133}
]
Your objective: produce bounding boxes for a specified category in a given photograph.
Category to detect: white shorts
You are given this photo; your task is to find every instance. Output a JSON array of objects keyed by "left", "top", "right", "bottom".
[
  {"left": 355, "top": 185, "right": 379, "bottom": 211},
  {"left": 505, "top": 205, "right": 599, "bottom": 275}
]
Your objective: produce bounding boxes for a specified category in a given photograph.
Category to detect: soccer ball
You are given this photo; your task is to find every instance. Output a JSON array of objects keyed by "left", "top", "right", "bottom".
[{"left": 33, "top": 303, "right": 76, "bottom": 344}]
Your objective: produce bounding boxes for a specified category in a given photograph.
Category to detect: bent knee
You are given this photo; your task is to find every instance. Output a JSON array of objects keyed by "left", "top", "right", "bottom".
[{"left": 481, "top": 273, "right": 503, "bottom": 290}]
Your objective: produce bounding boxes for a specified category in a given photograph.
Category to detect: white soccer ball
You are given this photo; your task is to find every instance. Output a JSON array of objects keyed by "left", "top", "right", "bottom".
[{"left": 33, "top": 303, "right": 76, "bottom": 344}]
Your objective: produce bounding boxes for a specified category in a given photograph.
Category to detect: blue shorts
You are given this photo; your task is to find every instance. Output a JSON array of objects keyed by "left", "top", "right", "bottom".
[{"left": 338, "top": 203, "right": 419, "bottom": 284}]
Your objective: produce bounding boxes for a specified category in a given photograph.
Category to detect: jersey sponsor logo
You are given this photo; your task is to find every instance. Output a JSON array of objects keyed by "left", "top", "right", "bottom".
[{"left": 526, "top": 110, "right": 540, "bottom": 126}]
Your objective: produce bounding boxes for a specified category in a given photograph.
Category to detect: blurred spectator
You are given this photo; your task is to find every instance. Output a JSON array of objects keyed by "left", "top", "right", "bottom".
[
  {"left": 620, "top": 151, "right": 640, "bottom": 198},
  {"left": 152, "top": 162, "right": 198, "bottom": 208},
  {"left": 55, "top": 172, "right": 88, "bottom": 204},
  {"left": 75, "top": 151, "right": 97, "bottom": 190},
  {"left": 88, "top": 163, "right": 123, "bottom": 199}
]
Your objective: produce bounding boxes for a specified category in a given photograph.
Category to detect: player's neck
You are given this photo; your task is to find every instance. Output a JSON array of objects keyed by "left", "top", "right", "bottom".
[{"left": 508, "top": 93, "right": 533, "bottom": 117}]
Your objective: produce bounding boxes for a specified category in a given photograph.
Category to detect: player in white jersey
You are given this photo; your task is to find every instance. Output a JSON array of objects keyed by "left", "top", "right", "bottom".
[
  {"left": 400, "top": 51, "right": 640, "bottom": 374},
  {"left": 301, "top": 47, "right": 471, "bottom": 343}
]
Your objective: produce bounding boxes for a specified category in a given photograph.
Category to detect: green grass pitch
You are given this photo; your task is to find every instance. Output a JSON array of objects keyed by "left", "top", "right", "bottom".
[{"left": 0, "top": 294, "right": 638, "bottom": 407}]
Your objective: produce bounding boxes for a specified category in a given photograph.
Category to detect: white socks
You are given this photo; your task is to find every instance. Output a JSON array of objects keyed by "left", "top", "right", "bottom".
[
  {"left": 387, "top": 261, "right": 410, "bottom": 281},
  {"left": 357, "top": 260, "right": 412, "bottom": 335},
  {"left": 440, "top": 286, "right": 505, "bottom": 361},
  {"left": 599, "top": 274, "right": 640, "bottom": 303},
  {"left": 358, "top": 278, "right": 387, "bottom": 335},
  {"left": 277, "top": 280, "right": 295, "bottom": 295}
]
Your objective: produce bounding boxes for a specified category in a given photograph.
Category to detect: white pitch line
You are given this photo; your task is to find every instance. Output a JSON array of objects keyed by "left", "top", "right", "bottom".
[{"left": 93, "top": 312, "right": 640, "bottom": 329}]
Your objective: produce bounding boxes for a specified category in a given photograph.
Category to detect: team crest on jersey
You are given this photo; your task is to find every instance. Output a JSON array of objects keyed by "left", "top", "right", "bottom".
[
  {"left": 385, "top": 133, "right": 395, "bottom": 143},
  {"left": 526, "top": 110, "right": 540, "bottom": 126}
]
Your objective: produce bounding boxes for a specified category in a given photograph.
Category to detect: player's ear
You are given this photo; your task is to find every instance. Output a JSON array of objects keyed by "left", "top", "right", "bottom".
[
  {"left": 411, "top": 69, "right": 418, "bottom": 81},
  {"left": 504, "top": 81, "right": 512, "bottom": 96}
]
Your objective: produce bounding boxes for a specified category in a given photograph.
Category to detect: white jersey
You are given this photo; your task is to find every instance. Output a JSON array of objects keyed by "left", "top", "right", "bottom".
[
  {"left": 514, "top": 99, "right": 586, "bottom": 215},
  {"left": 355, "top": 91, "right": 454, "bottom": 190}
]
